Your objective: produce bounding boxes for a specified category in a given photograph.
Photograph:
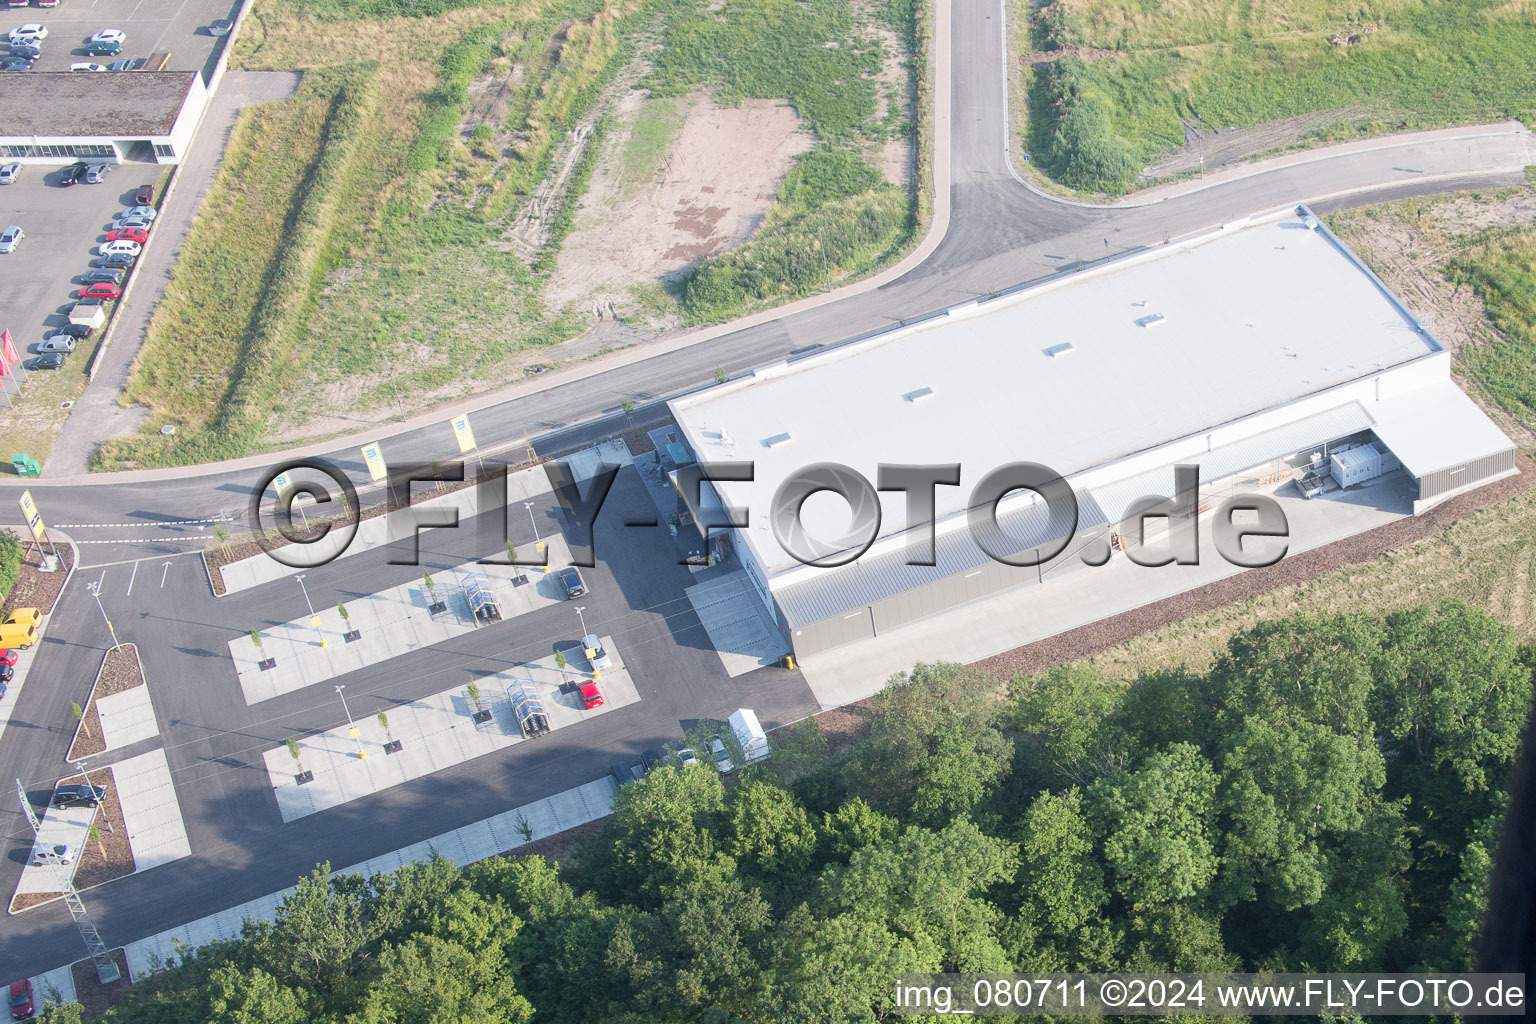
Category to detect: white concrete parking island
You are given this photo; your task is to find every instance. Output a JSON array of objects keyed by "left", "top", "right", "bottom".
[
  {"left": 265, "top": 637, "right": 639, "bottom": 822},
  {"left": 229, "top": 534, "right": 575, "bottom": 704}
]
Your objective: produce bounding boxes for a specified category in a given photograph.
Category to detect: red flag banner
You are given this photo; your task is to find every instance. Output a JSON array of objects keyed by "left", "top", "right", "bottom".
[
  {"left": 0, "top": 330, "right": 17, "bottom": 365},
  {"left": 0, "top": 358, "right": 11, "bottom": 378}
]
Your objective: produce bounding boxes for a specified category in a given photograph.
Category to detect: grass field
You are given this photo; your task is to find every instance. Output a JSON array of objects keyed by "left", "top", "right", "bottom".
[
  {"left": 616, "top": 96, "right": 690, "bottom": 187},
  {"left": 1024, "top": 0, "right": 1536, "bottom": 193},
  {"left": 94, "top": 0, "right": 926, "bottom": 467}
]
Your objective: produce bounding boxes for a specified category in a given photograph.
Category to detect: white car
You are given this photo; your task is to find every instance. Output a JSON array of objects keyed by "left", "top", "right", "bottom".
[
  {"left": 31, "top": 843, "right": 75, "bottom": 866},
  {"left": 118, "top": 205, "right": 157, "bottom": 222},
  {"left": 89, "top": 28, "right": 125, "bottom": 45},
  {"left": 8, "top": 24, "right": 47, "bottom": 44},
  {"left": 39, "top": 335, "right": 76, "bottom": 354},
  {"left": 0, "top": 163, "right": 19, "bottom": 185},
  {"left": 0, "top": 226, "right": 22, "bottom": 254},
  {"left": 581, "top": 633, "right": 612, "bottom": 670},
  {"left": 71, "top": 62, "right": 108, "bottom": 72},
  {"left": 708, "top": 735, "right": 734, "bottom": 774},
  {"left": 99, "top": 239, "right": 141, "bottom": 257}
]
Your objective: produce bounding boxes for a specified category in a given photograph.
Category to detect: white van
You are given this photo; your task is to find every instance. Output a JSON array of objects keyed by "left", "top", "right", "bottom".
[{"left": 727, "top": 708, "right": 769, "bottom": 765}]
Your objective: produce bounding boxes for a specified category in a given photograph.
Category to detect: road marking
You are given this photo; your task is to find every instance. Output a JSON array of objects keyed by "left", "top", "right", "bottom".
[
  {"left": 74, "top": 538, "right": 213, "bottom": 545},
  {"left": 125, "top": 559, "right": 139, "bottom": 596},
  {"left": 55, "top": 518, "right": 233, "bottom": 528},
  {"left": 160, "top": 562, "right": 171, "bottom": 588}
]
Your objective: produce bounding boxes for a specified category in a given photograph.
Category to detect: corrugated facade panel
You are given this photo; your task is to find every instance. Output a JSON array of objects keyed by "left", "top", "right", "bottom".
[
  {"left": 1089, "top": 402, "right": 1375, "bottom": 526},
  {"left": 1419, "top": 448, "right": 1517, "bottom": 500},
  {"left": 775, "top": 489, "right": 1108, "bottom": 630}
]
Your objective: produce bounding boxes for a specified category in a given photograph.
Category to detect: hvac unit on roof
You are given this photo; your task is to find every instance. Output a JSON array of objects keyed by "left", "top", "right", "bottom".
[
  {"left": 902, "top": 386, "right": 935, "bottom": 403},
  {"left": 762, "top": 432, "right": 793, "bottom": 449},
  {"left": 1133, "top": 313, "right": 1166, "bottom": 328},
  {"left": 1042, "top": 342, "right": 1074, "bottom": 358}
]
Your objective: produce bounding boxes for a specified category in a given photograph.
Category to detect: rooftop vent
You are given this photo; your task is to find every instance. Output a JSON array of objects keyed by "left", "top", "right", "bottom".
[
  {"left": 1133, "top": 313, "right": 1166, "bottom": 328},
  {"left": 902, "top": 386, "right": 935, "bottom": 403},
  {"left": 1301, "top": 214, "right": 1321, "bottom": 230},
  {"left": 1043, "top": 342, "right": 1075, "bottom": 358},
  {"left": 761, "top": 432, "right": 793, "bottom": 449}
]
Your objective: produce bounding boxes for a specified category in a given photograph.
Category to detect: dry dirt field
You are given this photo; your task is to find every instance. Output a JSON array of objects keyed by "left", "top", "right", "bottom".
[{"left": 548, "top": 91, "right": 815, "bottom": 312}]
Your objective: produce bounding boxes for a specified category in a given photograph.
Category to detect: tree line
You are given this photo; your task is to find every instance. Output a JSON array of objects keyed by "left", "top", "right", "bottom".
[{"left": 41, "top": 600, "right": 1529, "bottom": 1022}]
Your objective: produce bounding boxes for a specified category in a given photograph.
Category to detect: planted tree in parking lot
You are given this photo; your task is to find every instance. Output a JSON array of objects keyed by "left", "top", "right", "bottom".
[
  {"left": 465, "top": 679, "right": 481, "bottom": 713},
  {"left": 507, "top": 541, "right": 517, "bottom": 564},
  {"left": 286, "top": 737, "right": 305, "bottom": 775},
  {"left": 423, "top": 570, "right": 436, "bottom": 598},
  {"left": 377, "top": 709, "right": 390, "bottom": 741},
  {"left": 212, "top": 524, "right": 231, "bottom": 555},
  {"left": 514, "top": 810, "right": 534, "bottom": 844},
  {"left": 71, "top": 701, "right": 91, "bottom": 739},
  {"left": 88, "top": 824, "right": 105, "bottom": 860},
  {"left": 250, "top": 628, "right": 263, "bottom": 650},
  {"left": 554, "top": 649, "right": 568, "bottom": 682}
]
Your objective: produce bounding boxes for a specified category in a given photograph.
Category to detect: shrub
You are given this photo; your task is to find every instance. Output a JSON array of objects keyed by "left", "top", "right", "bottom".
[
  {"left": 1030, "top": 56, "right": 1138, "bottom": 193},
  {"left": 0, "top": 529, "right": 22, "bottom": 605},
  {"left": 780, "top": 145, "right": 881, "bottom": 208}
]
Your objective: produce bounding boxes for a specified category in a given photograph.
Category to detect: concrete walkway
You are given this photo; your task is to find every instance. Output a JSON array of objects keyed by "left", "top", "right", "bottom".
[
  {"left": 685, "top": 571, "right": 786, "bottom": 677},
  {"left": 13, "top": 800, "right": 96, "bottom": 896},
  {"left": 118, "top": 776, "right": 618, "bottom": 978},
  {"left": 265, "top": 636, "right": 638, "bottom": 821},
  {"left": 799, "top": 474, "right": 1415, "bottom": 708},
  {"left": 47, "top": 72, "right": 306, "bottom": 477},
  {"left": 111, "top": 749, "right": 191, "bottom": 873},
  {"left": 230, "top": 534, "right": 574, "bottom": 704},
  {"left": 96, "top": 687, "right": 158, "bottom": 752}
]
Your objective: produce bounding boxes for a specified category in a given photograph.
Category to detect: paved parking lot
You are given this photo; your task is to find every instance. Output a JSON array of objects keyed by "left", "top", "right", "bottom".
[
  {"left": 0, "top": 167, "right": 153, "bottom": 367},
  {"left": 1, "top": 0, "right": 239, "bottom": 75}
]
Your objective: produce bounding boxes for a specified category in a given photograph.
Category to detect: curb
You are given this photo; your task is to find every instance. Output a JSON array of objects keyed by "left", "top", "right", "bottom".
[
  {"left": 85, "top": 166, "right": 178, "bottom": 384},
  {"left": 65, "top": 643, "right": 144, "bottom": 764}
]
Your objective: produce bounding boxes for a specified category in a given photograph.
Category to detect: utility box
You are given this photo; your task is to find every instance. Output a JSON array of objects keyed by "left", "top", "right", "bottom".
[
  {"left": 68, "top": 303, "right": 106, "bottom": 328},
  {"left": 1331, "top": 446, "right": 1378, "bottom": 489},
  {"left": 728, "top": 708, "right": 770, "bottom": 765}
]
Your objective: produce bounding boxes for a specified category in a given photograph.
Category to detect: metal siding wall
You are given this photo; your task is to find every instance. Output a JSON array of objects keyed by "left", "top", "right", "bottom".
[
  {"left": 1420, "top": 449, "right": 1516, "bottom": 500},
  {"left": 790, "top": 606, "right": 875, "bottom": 658}
]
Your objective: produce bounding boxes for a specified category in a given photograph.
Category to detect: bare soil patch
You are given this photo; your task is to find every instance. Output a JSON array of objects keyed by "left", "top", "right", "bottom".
[
  {"left": 1, "top": 536, "right": 74, "bottom": 619},
  {"left": 510, "top": 817, "right": 605, "bottom": 863},
  {"left": 68, "top": 645, "right": 146, "bottom": 762},
  {"left": 1142, "top": 107, "right": 1373, "bottom": 179},
  {"left": 70, "top": 947, "right": 133, "bottom": 1017},
  {"left": 548, "top": 93, "right": 814, "bottom": 312}
]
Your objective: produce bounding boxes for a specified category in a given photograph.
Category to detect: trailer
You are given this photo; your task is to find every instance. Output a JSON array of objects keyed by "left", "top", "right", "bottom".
[
  {"left": 461, "top": 574, "right": 502, "bottom": 624},
  {"left": 728, "top": 708, "right": 770, "bottom": 764},
  {"left": 508, "top": 683, "right": 550, "bottom": 737}
]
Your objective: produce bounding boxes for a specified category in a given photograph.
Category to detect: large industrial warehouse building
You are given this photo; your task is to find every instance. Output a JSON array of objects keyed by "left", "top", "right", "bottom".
[{"left": 669, "top": 205, "right": 1517, "bottom": 660}]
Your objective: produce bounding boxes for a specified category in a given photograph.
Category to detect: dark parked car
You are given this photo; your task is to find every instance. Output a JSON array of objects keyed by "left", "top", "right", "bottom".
[
  {"left": 81, "top": 270, "right": 121, "bottom": 285},
  {"left": 610, "top": 759, "right": 644, "bottom": 787},
  {"left": 52, "top": 784, "right": 105, "bottom": 809},
  {"left": 61, "top": 322, "right": 95, "bottom": 339},
  {"left": 9, "top": 43, "right": 42, "bottom": 60},
  {"left": 83, "top": 40, "right": 122, "bottom": 56},
  {"left": 0, "top": 663, "right": 11, "bottom": 684},
  {"left": 556, "top": 566, "right": 587, "bottom": 599},
  {"left": 96, "top": 253, "right": 134, "bottom": 268},
  {"left": 134, "top": 183, "right": 154, "bottom": 205},
  {"left": 59, "top": 162, "right": 85, "bottom": 186},
  {"left": 0, "top": 56, "right": 34, "bottom": 71},
  {"left": 30, "top": 352, "right": 64, "bottom": 370}
]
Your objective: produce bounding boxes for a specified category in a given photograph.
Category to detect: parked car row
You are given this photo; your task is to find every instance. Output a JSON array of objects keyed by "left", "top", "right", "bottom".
[
  {"left": 2, "top": 25, "right": 128, "bottom": 71},
  {"left": 21, "top": 189, "right": 158, "bottom": 370}
]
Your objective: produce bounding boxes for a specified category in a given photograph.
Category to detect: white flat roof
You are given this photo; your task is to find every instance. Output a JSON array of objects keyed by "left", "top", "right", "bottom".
[
  {"left": 1371, "top": 380, "right": 1514, "bottom": 475},
  {"left": 672, "top": 207, "right": 1443, "bottom": 573}
]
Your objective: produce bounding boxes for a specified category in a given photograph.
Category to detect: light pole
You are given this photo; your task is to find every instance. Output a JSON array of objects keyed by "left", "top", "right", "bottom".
[
  {"left": 295, "top": 573, "right": 326, "bottom": 648},
  {"left": 336, "top": 685, "right": 365, "bottom": 759},
  {"left": 524, "top": 501, "right": 543, "bottom": 552},
  {"left": 574, "top": 605, "right": 589, "bottom": 638},
  {"left": 84, "top": 581, "right": 120, "bottom": 651}
]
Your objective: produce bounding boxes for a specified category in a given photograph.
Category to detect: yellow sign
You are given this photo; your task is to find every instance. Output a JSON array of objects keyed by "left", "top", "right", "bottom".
[
  {"left": 16, "top": 490, "right": 45, "bottom": 544},
  {"left": 360, "top": 442, "right": 387, "bottom": 483},
  {"left": 450, "top": 414, "right": 477, "bottom": 454}
]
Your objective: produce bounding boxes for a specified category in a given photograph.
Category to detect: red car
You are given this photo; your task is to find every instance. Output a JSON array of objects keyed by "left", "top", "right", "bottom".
[
  {"left": 0, "top": 650, "right": 17, "bottom": 667},
  {"left": 8, "top": 978, "right": 33, "bottom": 1019},
  {"left": 578, "top": 680, "right": 604, "bottom": 710},
  {"left": 78, "top": 283, "right": 121, "bottom": 300},
  {"left": 105, "top": 227, "right": 148, "bottom": 244}
]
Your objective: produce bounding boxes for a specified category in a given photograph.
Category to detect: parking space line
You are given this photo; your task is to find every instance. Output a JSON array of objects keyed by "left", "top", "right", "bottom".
[{"left": 125, "top": 558, "right": 138, "bottom": 596}]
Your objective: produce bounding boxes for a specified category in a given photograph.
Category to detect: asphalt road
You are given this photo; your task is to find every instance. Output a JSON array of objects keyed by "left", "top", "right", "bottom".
[{"left": 0, "top": 0, "right": 1533, "bottom": 976}]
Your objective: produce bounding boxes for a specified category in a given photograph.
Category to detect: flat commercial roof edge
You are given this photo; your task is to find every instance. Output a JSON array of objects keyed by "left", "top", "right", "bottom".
[{"left": 670, "top": 203, "right": 1443, "bottom": 415}]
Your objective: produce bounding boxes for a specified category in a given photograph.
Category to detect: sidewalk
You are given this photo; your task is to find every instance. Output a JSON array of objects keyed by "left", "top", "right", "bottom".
[{"left": 117, "top": 776, "right": 618, "bottom": 978}]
